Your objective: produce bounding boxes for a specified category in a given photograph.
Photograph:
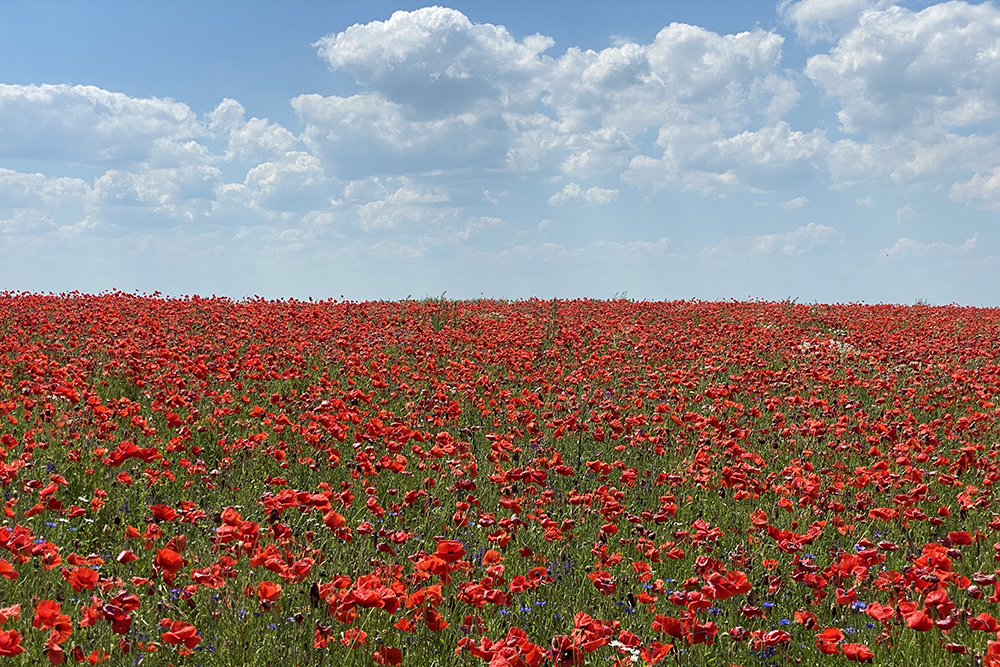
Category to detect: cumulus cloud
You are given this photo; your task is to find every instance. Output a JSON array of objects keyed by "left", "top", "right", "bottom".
[
  {"left": 207, "top": 99, "right": 298, "bottom": 162},
  {"left": 353, "top": 179, "right": 457, "bottom": 231},
  {"left": 293, "top": 92, "right": 515, "bottom": 176},
  {"left": 547, "top": 182, "right": 619, "bottom": 206},
  {"left": 778, "top": 0, "right": 893, "bottom": 43},
  {"left": 458, "top": 216, "right": 503, "bottom": 240},
  {"left": 0, "top": 84, "right": 202, "bottom": 165},
  {"left": 431, "top": 215, "right": 505, "bottom": 245},
  {"left": 92, "top": 164, "right": 222, "bottom": 222},
  {"left": 777, "top": 196, "right": 808, "bottom": 209},
  {"left": 495, "top": 236, "right": 669, "bottom": 265},
  {"left": 805, "top": 2, "right": 1000, "bottom": 134},
  {"left": 702, "top": 223, "right": 841, "bottom": 257},
  {"left": 300, "top": 6, "right": 1000, "bottom": 201},
  {"left": 314, "top": 7, "right": 552, "bottom": 116},
  {"left": 218, "top": 152, "right": 337, "bottom": 215},
  {"left": 300, "top": 7, "right": 803, "bottom": 188},
  {"left": 622, "top": 121, "right": 828, "bottom": 194},
  {"left": 0, "top": 208, "right": 55, "bottom": 234},
  {"left": 895, "top": 203, "right": 915, "bottom": 225},
  {"left": 0, "top": 86, "right": 333, "bottom": 231},
  {"left": 951, "top": 167, "right": 1000, "bottom": 211},
  {"left": 0, "top": 168, "right": 90, "bottom": 208},
  {"left": 878, "top": 233, "right": 981, "bottom": 259},
  {"left": 544, "top": 23, "right": 797, "bottom": 134}
]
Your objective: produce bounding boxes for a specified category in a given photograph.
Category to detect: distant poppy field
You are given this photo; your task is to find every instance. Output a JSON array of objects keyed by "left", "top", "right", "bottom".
[{"left": 1, "top": 294, "right": 999, "bottom": 666}]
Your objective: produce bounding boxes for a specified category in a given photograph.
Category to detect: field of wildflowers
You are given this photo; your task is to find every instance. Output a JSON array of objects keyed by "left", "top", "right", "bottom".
[{"left": 0, "top": 293, "right": 998, "bottom": 666}]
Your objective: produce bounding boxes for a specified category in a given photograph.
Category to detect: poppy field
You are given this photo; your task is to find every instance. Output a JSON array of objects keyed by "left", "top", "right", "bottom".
[{"left": 1, "top": 293, "right": 1000, "bottom": 666}]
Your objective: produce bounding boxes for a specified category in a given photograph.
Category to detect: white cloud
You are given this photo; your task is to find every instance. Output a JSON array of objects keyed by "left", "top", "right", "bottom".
[
  {"left": 313, "top": 7, "right": 552, "bottom": 116},
  {"left": 0, "top": 208, "right": 55, "bottom": 234},
  {"left": 895, "top": 203, "right": 915, "bottom": 225},
  {"left": 855, "top": 195, "right": 874, "bottom": 207},
  {"left": 0, "top": 168, "right": 90, "bottom": 207},
  {"left": 57, "top": 215, "right": 98, "bottom": 238},
  {"left": 824, "top": 133, "right": 1000, "bottom": 189},
  {"left": 0, "top": 84, "right": 202, "bottom": 166},
  {"left": 878, "top": 233, "right": 981, "bottom": 259},
  {"left": 777, "top": 196, "right": 808, "bottom": 209},
  {"left": 805, "top": 2, "right": 1000, "bottom": 134},
  {"left": 354, "top": 180, "right": 457, "bottom": 231},
  {"left": 495, "top": 236, "right": 669, "bottom": 264},
  {"left": 951, "top": 166, "right": 1000, "bottom": 211},
  {"left": 207, "top": 99, "right": 298, "bottom": 162},
  {"left": 434, "top": 215, "right": 505, "bottom": 244},
  {"left": 545, "top": 23, "right": 796, "bottom": 134},
  {"left": 93, "top": 165, "right": 221, "bottom": 218},
  {"left": 623, "top": 121, "right": 828, "bottom": 194},
  {"left": 293, "top": 92, "right": 515, "bottom": 176},
  {"left": 221, "top": 152, "right": 336, "bottom": 215},
  {"left": 778, "top": 0, "right": 893, "bottom": 43},
  {"left": 0, "top": 169, "right": 94, "bottom": 234},
  {"left": 302, "top": 7, "right": 800, "bottom": 187},
  {"left": 548, "top": 182, "right": 619, "bottom": 206},
  {"left": 459, "top": 216, "right": 503, "bottom": 240},
  {"left": 702, "top": 222, "right": 841, "bottom": 257},
  {"left": 365, "top": 240, "right": 425, "bottom": 259}
]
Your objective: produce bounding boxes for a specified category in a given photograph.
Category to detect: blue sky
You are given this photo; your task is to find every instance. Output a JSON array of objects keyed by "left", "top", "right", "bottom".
[{"left": 0, "top": 0, "right": 998, "bottom": 304}]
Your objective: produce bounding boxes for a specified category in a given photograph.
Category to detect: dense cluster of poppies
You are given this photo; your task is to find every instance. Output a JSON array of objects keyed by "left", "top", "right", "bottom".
[{"left": 0, "top": 293, "right": 998, "bottom": 665}]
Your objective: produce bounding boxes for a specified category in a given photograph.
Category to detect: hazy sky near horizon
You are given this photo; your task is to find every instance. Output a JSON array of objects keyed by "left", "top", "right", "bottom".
[{"left": 1, "top": 0, "right": 999, "bottom": 304}]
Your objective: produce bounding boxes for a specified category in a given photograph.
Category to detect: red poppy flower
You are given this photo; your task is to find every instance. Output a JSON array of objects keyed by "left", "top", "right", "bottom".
[
  {"left": 0, "top": 630, "right": 25, "bottom": 657},
  {"left": 550, "top": 635, "right": 584, "bottom": 667},
  {"left": 63, "top": 567, "right": 98, "bottom": 592},
  {"left": 815, "top": 627, "right": 842, "bottom": 655},
  {"left": 257, "top": 581, "right": 282, "bottom": 603},
  {"left": 435, "top": 540, "right": 466, "bottom": 564},
  {"left": 33, "top": 600, "right": 62, "bottom": 629},
  {"left": 842, "top": 643, "right": 874, "bottom": 662},
  {"left": 640, "top": 641, "right": 672, "bottom": 664},
  {"left": 587, "top": 570, "right": 616, "bottom": 595},
  {"left": 160, "top": 619, "right": 200, "bottom": 649},
  {"left": 115, "top": 550, "right": 139, "bottom": 564},
  {"left": 0, "top": 605, "right": 19, "bottom": 627},
  {"left": 153, "top": 548, "right": 185, "bottom": 575},
  {"left": 905, "top": 610, "right": 934, "bottom": 632},
  {"left": 373, "top": 646, "right": 402, "bottom": 666},
  {"left": 0, "top": 560, "right": 17, "bottom": 581},
  {"left": 651, "top": 615, "right": 683, "bottom": 637},
  {"left": 759, "top": 630, "right": 790, "bottom": 647},
  {"left": 690, "top": 621, "right": 718, "bottom": 645}
]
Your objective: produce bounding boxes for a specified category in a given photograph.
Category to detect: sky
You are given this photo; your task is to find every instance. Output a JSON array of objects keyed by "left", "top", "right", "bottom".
[{"left": 0, "top": 0, "right": 998, "bottom": 304}]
